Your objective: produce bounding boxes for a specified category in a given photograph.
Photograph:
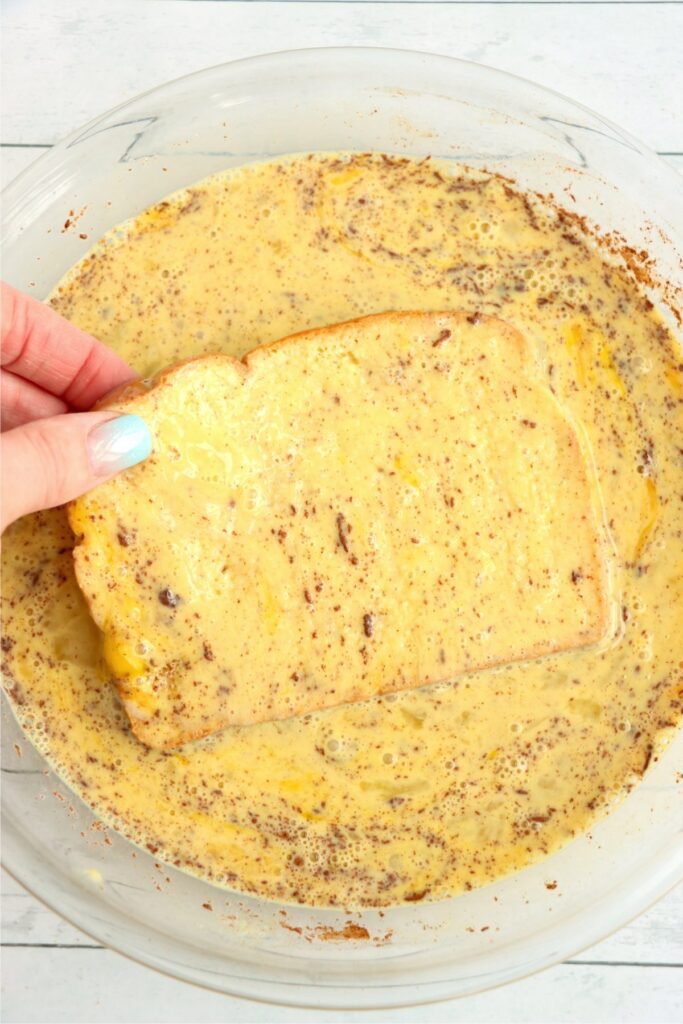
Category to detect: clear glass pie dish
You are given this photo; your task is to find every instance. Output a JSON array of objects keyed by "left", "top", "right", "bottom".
[{"left": 2, "top": 47, "right": 682, "bottom": 1010}]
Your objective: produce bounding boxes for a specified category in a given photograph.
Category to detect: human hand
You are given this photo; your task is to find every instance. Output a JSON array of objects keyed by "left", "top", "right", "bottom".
[{"left": 1, "top": 282, "right": 151, "bottom": 533}]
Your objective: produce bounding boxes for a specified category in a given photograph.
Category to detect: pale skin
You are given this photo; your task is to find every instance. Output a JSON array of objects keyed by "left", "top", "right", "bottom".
[{"left": 1, "top": 282, "right": 151, "bottom": 533}]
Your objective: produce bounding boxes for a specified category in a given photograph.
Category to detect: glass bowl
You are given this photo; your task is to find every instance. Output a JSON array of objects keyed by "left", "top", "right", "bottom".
[{"left": 2, "top": 47, "right": 682, "bottom": 1010}]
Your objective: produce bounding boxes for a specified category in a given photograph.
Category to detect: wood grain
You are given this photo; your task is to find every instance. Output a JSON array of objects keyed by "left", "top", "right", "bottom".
[
  {"left": 2, "top": 943, "right": 682, "bottom": 1023},
  {"left": 2, "top": 2, "right": 682, "bottom": 149}
]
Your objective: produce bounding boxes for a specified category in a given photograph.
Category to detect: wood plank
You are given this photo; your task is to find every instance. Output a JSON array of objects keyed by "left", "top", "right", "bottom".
[
  {"left": 2, "top": 1, "right": 682, "bottom": 151},
  {"left": 1, "top": 870, "right": 99, "bottom": 948},
  {"left": 2, "top": 945, "right": 682, "bottom": 1023}
]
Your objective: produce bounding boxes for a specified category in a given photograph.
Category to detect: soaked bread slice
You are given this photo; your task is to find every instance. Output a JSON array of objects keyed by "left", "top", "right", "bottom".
[{"left": 69, "top": 312, "right": 611, "bottom": 748}]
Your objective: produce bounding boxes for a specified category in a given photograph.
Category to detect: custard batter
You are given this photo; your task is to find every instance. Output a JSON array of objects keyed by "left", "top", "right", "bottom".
[{"left": 2, "top": 153, "right": 682, "bottom": 907}]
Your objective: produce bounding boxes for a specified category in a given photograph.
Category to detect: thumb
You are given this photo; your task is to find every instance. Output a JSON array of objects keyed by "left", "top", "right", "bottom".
[{"left": 1, "top": 411, "right": 151, "bottom": 531}]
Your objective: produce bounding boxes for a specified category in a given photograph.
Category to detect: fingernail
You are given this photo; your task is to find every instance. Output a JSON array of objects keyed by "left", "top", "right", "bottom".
[{"left": 88, "top": 415, "right": 152, "bottom": 477}]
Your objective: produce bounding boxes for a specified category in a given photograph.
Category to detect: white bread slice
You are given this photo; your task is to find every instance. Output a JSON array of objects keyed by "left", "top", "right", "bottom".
[{"left": 69, "top": 312, "right": 610, "bottom": 748}]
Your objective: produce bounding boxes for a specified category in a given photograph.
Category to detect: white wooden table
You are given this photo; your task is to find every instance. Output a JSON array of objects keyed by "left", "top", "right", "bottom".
[{"left": 2, "top": 2, "right": 682, "bottom": 1021}]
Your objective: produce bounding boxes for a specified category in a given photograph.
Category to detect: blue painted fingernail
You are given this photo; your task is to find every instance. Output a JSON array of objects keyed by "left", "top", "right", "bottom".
[{"left": 88, "top": 415, "right": 152, "bottom": 477}]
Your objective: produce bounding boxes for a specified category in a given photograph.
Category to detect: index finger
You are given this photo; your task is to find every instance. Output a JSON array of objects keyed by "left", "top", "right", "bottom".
[{"left": 1, "top": 281, "right": 136, "bottom": 409}]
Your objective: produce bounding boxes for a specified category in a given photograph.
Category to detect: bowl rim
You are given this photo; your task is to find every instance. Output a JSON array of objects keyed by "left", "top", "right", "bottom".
[
  {"left": 3, "top": 45, "right": 682, "bottom": 202},
  {"left": 3, "top": 854, "right": 683, "bottom": 1011},
  {"left": 2, "top": 44, "right": 682, "bottom": 1010}
]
